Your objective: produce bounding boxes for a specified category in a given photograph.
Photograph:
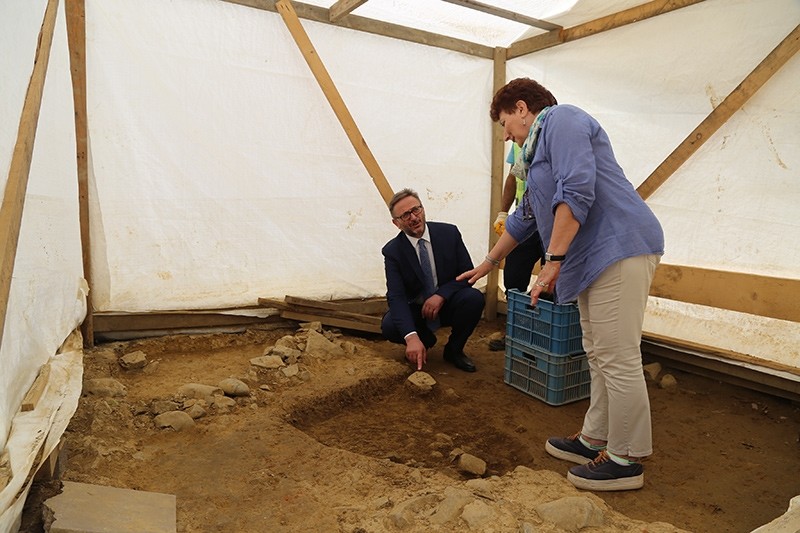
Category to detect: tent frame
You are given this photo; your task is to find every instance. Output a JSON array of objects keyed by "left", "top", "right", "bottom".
[{"left": 2, "top": 1, "right": 798, "bottom": 379}]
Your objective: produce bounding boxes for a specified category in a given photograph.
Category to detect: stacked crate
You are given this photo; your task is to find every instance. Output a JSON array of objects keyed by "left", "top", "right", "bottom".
[{"left": 504, "top": 289, "right": 590, "bottom": 405}]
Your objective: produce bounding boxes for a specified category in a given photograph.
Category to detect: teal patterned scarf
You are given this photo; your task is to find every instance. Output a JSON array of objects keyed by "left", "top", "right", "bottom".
[{"left": 510, "top": 106, "right": 551, "bottom": 182}]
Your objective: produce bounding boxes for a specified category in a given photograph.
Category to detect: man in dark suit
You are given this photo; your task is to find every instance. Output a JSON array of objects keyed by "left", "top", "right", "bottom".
[{"left": 381, "top": 188, "right": 485, "bottom": 372}]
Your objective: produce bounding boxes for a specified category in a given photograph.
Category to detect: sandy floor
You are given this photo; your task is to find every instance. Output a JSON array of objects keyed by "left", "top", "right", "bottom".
[{"left": 20, "top": 318, "right": 800, "bottom": 532}]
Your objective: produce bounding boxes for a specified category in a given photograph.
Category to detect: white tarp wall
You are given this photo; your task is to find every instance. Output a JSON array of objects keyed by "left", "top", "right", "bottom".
[
  {"left": 85, "top": 0, "right": 493, "bottom": 312},
  {"left": 0, "top": 0, "right": 84, "bottom": 451},
  {"left": 0, "top": 1, "right": 85, "bottom": 529},
  {"left": 508, "top": 0, "right": 800, "bottom": 369}
]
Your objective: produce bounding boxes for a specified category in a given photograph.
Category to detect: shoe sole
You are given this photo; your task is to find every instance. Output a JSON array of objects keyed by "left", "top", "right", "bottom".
[
  {"left": 566, "top": 471, "right": 644, "bottom": 491},
  {"left": 545, "top": 441, "right": 596, "bottom": 464}
]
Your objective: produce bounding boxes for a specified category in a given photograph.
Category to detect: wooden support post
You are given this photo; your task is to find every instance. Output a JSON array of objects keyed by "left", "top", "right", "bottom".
[
  {"left": 484, "top": 46, "right": 507, "bottom": 320},
  {"left": 275, "top": 0, "right": 394, "bottom": 205},
  {"left": 66, "top": 0, "right": 94, "bottom": 347},
  {"left": 0, "top": 0, "right": 60, "bottom": 354}
]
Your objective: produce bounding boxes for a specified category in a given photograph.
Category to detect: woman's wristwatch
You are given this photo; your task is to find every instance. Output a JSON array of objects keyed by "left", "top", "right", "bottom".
[{"left": 544, "top": 252, "right": 566, "bottom": 262}]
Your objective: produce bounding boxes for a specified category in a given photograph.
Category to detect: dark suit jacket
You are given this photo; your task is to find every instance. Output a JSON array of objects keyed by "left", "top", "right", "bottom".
[{"left": 382, "top": 221, "right": 475, "bottom": 338}]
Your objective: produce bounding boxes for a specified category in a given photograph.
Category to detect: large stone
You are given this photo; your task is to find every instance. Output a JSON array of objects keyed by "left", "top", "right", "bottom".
[
  {"left": 457, "top": 453, "right": 486, "bottom": 476},
  {"left": 429, "top": 488, "right": 473, "bottom": 525},
  {"left": 43, "top": 481, "right": 176, "bottom": 533},
  {"left": 218, "top": 378, "right": 250, "bottom": 397},
  {"left": 406, "top": 371, "right": 437, "bottom": 393},
  {"left": 84, "top": 378, "right": 127, "bottom": 398},
  {"left": 250, "top": 355, "right": 285, "bottom": 369},
  {"left": 119, "top": 350, "right": 147, "bottom": 370},
  {"left": 461, "top": 499, "right": 493, "bottom": 529},
  {"left": 154, "top": 411, "right": 195, "bottom": 432},
  {"left": 535, "top": 496, "right": 605, "bottom": 531},
  {"left": 177, "top": 383, "right": 223, "bottom": 402},
  {"left": 304, "top": 329, "right": 345, "bottom": 358},
  {"left": 752, "top": 495, "right": 800, "bottom": 533}
]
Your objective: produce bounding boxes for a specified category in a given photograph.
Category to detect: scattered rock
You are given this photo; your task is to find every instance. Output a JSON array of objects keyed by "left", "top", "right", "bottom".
[
  {"left": 185, "top": 404, "right": 207, "bottom": 419},
  {"left": 659, "top": 374, "right": 678, "bottom": 389},
  {"left": 305, "top": 329, "right": 346, "bottom": 358},
  {"left": 250, "top": 355, "right": 285, "bottom": 369},
  {"left": 430, "top": 487, "right": 473, "bottom": 525},
  {"left": 457, "top": 453, "right": 487, "bottom": 476},
  {"left": 281, "top": 364, "right": 299, "bottom": 378},
  {"left": 643, "top": 361, "right": 662, "bottom": 381},
  {"left": 119, "top": 350, "right": 147, "bottom": 370},
  {"left": 465, "top": 478, "right": 495, "bottom": 500},
  {"left": 535, "top": 496, "right": 605, "bottom": 531},
  {"left": 212, "top": 396, "right": 237, "bottom": 412},
  {"left": 219, "top": 378, "right": 250, "bottom": 397},
  {"left": 154, "top": 411, "right": 195, "bottom": 431},
  {"left": 84, "top": 378, "right": 127, "bottom": 398},
  {"left": 461, "top": 499, "right": 494, "bottom": 529},
  {"left": 270, "top": 345, "right": 302, "bottom": 363},
  {"left": 178, "top": 383, "right": 223, "bottom": 402},
  {"left": 151, "top": 400, "right": 180, "bottom": 415},
  {"left": 406, "top": 371, "right": 437, "bottom": 393}
]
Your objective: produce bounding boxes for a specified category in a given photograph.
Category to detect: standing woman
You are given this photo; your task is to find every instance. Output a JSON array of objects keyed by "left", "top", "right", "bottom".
[{"left": 459, "top": 78, "right": 664, "bottom": 491}]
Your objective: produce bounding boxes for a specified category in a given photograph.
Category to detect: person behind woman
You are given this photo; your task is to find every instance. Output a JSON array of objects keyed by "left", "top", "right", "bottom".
[{"left": 459, "top": 78, "right": 664, "bottom": 491}]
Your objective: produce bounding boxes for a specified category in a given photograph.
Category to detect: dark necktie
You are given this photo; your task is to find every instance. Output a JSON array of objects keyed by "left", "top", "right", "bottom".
[{"left": 417, "top": 239, "right": 440, "bottom": 331}]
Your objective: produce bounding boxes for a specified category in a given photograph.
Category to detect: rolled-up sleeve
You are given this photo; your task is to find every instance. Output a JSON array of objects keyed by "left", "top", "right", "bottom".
[{"left": 545, "top": 108, "right": 596, "bottom": 225}]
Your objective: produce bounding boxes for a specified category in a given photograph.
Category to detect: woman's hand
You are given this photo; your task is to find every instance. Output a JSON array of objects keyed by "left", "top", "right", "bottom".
[
  {"left": 457, "top": 259, "right": 495, "bottom": 285},
  {"left": 530, "top": 261, "right": 562, "bottom": 306}
]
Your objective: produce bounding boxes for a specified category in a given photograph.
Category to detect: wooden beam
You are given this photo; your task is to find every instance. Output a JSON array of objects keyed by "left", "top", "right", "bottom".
[
  {"left": 259, "top": 297, "right": 381, "bottom": 325},
  {"left": 642, "top": 338, "right": 800, "bottom": 402},
  {"left": 0, "top": 0, "right": 59, "bottom": 354},
  {"left": 637, "top": 23, "right": 800, "bottom": 199},
  {"left": 329, "top": 0, "right": 368, "bottom": 23},
  {"left": 222, "top": 0, "right": 494, "bottom": 58},
  {"left": 441, "top": 0, "right": 561, "bottom": 31},
  {"left": 274, "top": 0, "right": 394, "bottom": 205},
  {"left": 508, "top": 0, "right": 706, "bottom": 58},
  {"left": 93, "top": 310, "right": 280, "bottom": 333},
  {"left": 65, "top": 0, "right": 94, "bottom": 347},
  {"left": 650, "top": 264, "right": 800, "bottom": 322},
  {"left": 21, "top": 363, "right": 51, "bottom": 412},
  {"left": 485, "top": 46, "right": 507, "bottom": 320},
  {"left": 281, "top": 310, "right": 382, "bottom": 333}
]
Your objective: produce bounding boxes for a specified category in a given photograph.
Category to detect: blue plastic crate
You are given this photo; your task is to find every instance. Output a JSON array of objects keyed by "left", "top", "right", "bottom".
[
  {"left": 503, "top": 338, "right": 590, "bottom": 406},
  {"left": 506, "top": 289, "right": 583, "bottom": 355}
]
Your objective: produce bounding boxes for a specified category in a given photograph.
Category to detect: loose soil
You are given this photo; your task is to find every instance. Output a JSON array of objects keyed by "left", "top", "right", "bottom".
[{"left": 20, "top": 318, "right": 800, "bottom": 532}]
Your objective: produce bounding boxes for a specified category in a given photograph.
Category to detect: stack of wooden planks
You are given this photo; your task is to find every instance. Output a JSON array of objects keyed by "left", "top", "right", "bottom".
[{"left": 257, "top": 295, "right": 387, "bottom": 334}]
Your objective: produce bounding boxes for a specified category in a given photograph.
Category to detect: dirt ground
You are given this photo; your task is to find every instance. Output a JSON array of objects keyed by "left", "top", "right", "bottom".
[{"left": 20, "top": 317, "right": 800, "bottom": 532}]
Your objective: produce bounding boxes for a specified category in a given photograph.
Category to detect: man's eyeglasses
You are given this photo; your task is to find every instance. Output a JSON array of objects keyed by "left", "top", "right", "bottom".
[{"left": 394, "top": 205, "right": 424, "bottom": 222}]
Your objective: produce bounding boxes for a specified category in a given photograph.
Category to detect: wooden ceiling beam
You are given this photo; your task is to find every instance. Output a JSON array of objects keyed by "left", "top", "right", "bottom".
[
  {"left": 508, "top": 0, "right": 707, "bottom": 58},
  {"left": 222, "top": 0, "right": 494, "bottom": 58},
  {"left": 329, "top": 0, "right": 368, "bottom": 23},
  {"left": 441, "top": 0, "right": 561, "bottom": 31}
]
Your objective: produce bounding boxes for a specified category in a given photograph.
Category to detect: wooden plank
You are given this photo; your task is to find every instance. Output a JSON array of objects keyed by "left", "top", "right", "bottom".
[
  {"left": 65, "top": 0, "right": 94, "bottom": 347},
  {"left": 0, "top": 0, "right": 59, "bottom": 354},
  {"left": 441, "top": 0, "right": 561, "bottom": 31},
  {"left": 93, "top": 311, "right": 279, "bottom": 333},
  {"left": 275, "top": 0, "right": 395, "bottom": 205},
  {"left": 330, "top": 297, "right": 387, "bottom": 315},
  {"left": 259, "top": 297, "right": 382, "bottom": 325},
  {"left": 223, "top": 0, "right": 494, "bottom": 58},
  {"left": 638, "top": 23, "right": 800, "bottom": 200},
  {"left": 642, "top": 339, "right": 800, "bottom": 402},
  {"left": 508, "top": 0, "right": 705, "bottom": 58},
  {"left": 644, "top": 332, "right": 800, "bottom": 378},
  {"left": 328, "top": 0, "right": 368, "bottom": 23},
  {"left": 485, "top": 46, "right": 507, "bottom": 320},
  {"left": 281, "top": 310, "right": 382, "bottom": 333},
  {"left": 22, "top": 363, "right": 51, "bottom": 412},
  {"left": 650, "top": 264, "right": 800, "bottom": 323}
]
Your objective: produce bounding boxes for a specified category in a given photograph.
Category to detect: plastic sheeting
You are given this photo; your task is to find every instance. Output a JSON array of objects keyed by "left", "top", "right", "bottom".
[
  {"left": 0, "top": 0, "right": 85, "bottom": 453},
  {"left": 85, "top": 0, "right": 493, "bottom": 312}
]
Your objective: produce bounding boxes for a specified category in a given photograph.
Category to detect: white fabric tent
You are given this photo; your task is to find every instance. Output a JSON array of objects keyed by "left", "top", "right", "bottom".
[{"left": 1, "top": 0, "right": 798, "bottom": 529}]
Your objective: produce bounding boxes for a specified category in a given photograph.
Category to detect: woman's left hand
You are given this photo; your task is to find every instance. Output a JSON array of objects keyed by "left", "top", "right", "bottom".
[{"left": 530, "top": 261, "right": 562, "bottom": 306}]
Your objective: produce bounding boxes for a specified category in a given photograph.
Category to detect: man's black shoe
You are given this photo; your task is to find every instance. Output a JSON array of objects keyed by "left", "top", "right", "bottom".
[{"left": 444, "top": 352, "right": 477, "bottom": 372}]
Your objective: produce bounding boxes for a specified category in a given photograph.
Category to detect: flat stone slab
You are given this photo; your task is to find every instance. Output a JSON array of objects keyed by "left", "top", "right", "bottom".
[{"left": 44, "top": 481, "right": 176, "bottom": 533}]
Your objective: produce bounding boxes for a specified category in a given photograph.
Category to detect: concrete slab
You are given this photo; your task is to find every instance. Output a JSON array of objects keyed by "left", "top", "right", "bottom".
[{"left": 44, "top": 481, "right": 176, "bottom": 533}]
